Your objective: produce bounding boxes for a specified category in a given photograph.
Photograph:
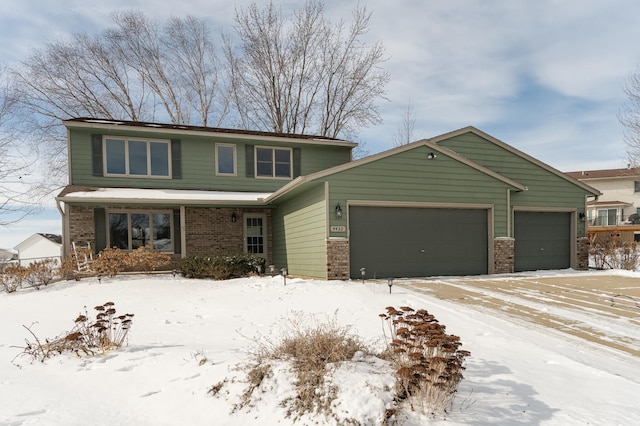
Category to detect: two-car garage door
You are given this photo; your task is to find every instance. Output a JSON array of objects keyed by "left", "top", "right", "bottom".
[
  {"left": 349, "top": 206, "right": 488, "bottom": 279},
  {"left": 348, "top": 207, "right": 572, "bottom": 279}
]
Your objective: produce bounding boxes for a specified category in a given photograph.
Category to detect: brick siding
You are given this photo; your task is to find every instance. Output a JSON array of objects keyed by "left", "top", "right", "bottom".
[
  {"left": 494, "top": 237, "right": 515, "bottom": 274},
  {"left": 184, "top": 207, "right": 272, "bottom": 264},
  {"left": 326, "top": 238, "right": 350, "bottom": 280}
]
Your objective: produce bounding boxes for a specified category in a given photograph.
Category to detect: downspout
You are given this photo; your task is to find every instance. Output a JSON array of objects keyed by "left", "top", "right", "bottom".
[
  {"left": 506, "top": 189, "right": 512, "bottom": 237},
  {"left": 56, "top": 198, "right": 69, "bottom": 258},
  {"left": 180, "top": 205, "right": 186, "bottom": 259}
]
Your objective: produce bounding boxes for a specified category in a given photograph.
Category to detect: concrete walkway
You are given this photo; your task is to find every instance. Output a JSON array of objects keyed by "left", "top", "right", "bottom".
[{"left": 398, "top": 272, "right": 640, "bottom": 359}]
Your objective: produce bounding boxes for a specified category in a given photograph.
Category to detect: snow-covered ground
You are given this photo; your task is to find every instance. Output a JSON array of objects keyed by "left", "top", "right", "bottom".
[{"left": 1, "top": 271, "right": 639, "bottom": 425}]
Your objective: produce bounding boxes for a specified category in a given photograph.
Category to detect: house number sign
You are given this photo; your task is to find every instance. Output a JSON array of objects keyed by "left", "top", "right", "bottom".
[{"left": 330, "top": 226, "right": 346, "bottom": 232}]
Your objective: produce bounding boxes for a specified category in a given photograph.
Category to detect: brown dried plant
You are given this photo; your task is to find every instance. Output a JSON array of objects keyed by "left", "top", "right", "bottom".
[
  {"left": 125, "top": 245, "right": 171, "bottom": 272},
  {"left": 233, "top": 311, "right": 370, "bottom": 422},
  {"left": 380, "top": 306, "right": 470, "bottom": 416},
  {"left": 1, "top": 263, "right": 27, "bottom": 292},
  {"left": 16, "top": 302, "right": 134, "bottom": 363}
]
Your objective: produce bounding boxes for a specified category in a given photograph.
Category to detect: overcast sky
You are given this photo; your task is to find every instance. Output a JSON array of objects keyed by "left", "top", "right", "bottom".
[{"left": 2, "top": 0, "right": 640, "bottom": 247}]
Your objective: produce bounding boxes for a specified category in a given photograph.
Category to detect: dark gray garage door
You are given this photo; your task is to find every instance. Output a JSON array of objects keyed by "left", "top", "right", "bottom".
[
  {"left": 514, "top": 211, "right": 571, "bottom": 272},
  {"left": 349, "top": 206, "right": 488, "bottom": 279}
]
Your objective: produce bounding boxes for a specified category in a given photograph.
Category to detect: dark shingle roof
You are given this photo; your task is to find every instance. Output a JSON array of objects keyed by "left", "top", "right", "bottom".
[
  {"left": 64, "top": 117, "right": 349, "bottom": 143},
  {"left": 38, "top": 233, "right": 62, "bottom": 244}
]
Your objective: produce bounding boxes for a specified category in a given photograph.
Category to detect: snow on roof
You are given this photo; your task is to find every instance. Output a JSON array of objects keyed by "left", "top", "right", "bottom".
[{"left": 58, "top": 187, "right": 272, "bottom": 204}]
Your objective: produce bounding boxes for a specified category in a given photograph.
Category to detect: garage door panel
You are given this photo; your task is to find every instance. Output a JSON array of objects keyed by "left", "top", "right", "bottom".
[
  {"left": 349, "top": 206, "right": 488, "bottom": 278},
  {"left": 514, "top": 211, "right": 571, "bottom": 272}
]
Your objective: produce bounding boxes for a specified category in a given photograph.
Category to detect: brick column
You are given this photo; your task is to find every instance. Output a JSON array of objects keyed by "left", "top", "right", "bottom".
[
  {"left": 576, "top": 236, "right": 590, "bottom": 270},
  {"left": 494, "top": 237, "right": 515, "bottom": 274},
  {"left": 68, "top": 205, "right": 96, "bottom": 248},
  {"left": 326, "top": 238, "right": 349, "bottom": 280}
]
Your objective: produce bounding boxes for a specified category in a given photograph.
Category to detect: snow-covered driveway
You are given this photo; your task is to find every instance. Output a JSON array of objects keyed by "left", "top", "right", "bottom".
[{"left": 401, "top": 270, "right": 640, "bottom": 375}]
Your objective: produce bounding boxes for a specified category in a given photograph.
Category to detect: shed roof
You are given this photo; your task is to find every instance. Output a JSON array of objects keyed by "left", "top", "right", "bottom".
[{"left": 57, "top": 186, "right": 271, "bottom": 205}]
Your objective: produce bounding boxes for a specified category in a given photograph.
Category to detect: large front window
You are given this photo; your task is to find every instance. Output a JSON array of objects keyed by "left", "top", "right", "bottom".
[
  {"left": 104, "top": 137, "right": 170, "bottom": 177},
  {"left": 108, "top": 211, "right": 173, "bottom": 251},
  {"left": 255, "top": 147, "right": 292, "bottom": 178}
]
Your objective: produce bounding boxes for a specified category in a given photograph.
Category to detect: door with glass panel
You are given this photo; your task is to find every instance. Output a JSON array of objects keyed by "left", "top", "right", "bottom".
[{"left": 244, "top": 214, "right": 267, "bottom": 258}]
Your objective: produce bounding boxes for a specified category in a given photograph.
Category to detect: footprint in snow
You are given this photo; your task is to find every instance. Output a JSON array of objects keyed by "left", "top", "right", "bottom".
[{"left": 140, "top": 390, "right": 162, "bottom": 397}]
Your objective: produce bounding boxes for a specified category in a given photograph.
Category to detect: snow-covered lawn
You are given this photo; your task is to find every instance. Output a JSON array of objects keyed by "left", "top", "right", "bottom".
[{"left": 1, "top": 271, "right": 639, "bottom": 425}]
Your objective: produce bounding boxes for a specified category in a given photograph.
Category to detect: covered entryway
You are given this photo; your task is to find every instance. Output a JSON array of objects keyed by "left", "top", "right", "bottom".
[
  {"left": 514, "top": 211, "right": 571, "bottom": 272},
  {"left": 349, "top": 206, "right": 488, "bottom": 279}
]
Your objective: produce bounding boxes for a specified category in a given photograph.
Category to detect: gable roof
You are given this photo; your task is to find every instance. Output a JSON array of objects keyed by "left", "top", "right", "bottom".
[
  {"left": 267, "top": 126, "right": 601, "bottom": 202},
  {"left": 265, "top": 130, "right": 528, "bottom": 203},
  {"left": 14, "top": 233, "right": 63, "bottom": 250},
  {"left": 430, "top": 127, "right": 601, "bottom": 197},
  {"left": 63, "top": 117, "right": 358, "bottom": 148}
]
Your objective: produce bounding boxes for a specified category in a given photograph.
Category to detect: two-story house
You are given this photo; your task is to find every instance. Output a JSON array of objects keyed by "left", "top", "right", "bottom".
[
  {"left": 56, "top": 118, "right": 599, "bottom": 279},
  {"left": 566, "top": 168, "right": 640, "bottom": 241}
]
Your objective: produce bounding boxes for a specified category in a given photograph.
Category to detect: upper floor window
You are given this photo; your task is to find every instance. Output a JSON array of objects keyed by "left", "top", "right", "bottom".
[
  {"left": 104, "top": 137, "right": 170, "bottom": 178},
  {"left": 255, "top": 146, "right": 292, "bottom": 179},
  {"left": 216, "top": 144, "right": 236, "bottom": 176},
  {"left": 635, "top": 181, "right": 640, "bottom": 193}
]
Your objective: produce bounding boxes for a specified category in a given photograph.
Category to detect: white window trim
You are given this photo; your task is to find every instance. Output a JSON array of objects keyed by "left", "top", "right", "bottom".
[
  {"left": 215, "top": 143, "right": 237, "bottom": 176},
  {"left": 254, "top": 146, "right": 293, "bottom": 180},
  {"left": 106, "top": 209, "right": 175, "bottom": 252},
  {"left": 103, "top": 136, "right": 172, "bottom": 178}
]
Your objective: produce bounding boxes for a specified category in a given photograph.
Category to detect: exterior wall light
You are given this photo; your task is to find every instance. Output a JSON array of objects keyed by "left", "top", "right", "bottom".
[
  {"left": 426, "top": 152, "right": 437, "bottom": 160},
  {"left": 231, "top": 212, "right": 237, "bottom": 222},
  {"left": 578, "top": 212, "right": 586, "bottom": 222},
  {"left": 335, "top": 203, "right": 343, "bottom": 219}
]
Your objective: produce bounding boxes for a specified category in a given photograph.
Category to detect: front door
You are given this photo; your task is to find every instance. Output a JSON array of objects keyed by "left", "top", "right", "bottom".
[{"left": 244, "top": 214, "right": 267, "bottom": 258}]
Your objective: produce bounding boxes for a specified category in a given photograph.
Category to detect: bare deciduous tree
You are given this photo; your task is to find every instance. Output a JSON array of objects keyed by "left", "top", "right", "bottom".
[
  {"left": 7, "top": 5, "right": 390, "bottom": 211},
  {"left": 622, "top": 66, "right": 640, "bottom": 167},
  {"left": 10, "top": 11, "right": 229, "bottom": 191},
  {"left": 393, "top": 102, "right": 417, "bottom": 147},
  {"left": 228, "top": 0, "right": 389, "bottom": 139},
  {"left": 0, "top": 67, "right": 38, "bottom": 226}
]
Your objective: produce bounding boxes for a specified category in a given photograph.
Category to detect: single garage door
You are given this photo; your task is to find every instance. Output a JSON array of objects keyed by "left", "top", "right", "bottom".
[
  {"left": 349, "top": 206, "right": 488, "bottom": 279},
  {"left": 514, "top": 211, "right": 571, "bottom": 272}
]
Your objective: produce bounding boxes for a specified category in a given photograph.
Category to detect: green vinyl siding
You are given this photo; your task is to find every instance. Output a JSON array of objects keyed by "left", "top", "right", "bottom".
[
  {"left": 438, "top": 132, "right": 590, "bottom": 236},
  {"left": 271, "top": 183, "right": 327, "bottom": 278},
  {"left": 324, "top": 145, "right": 515, "bottom": 237},
  {"left": 68, "top": 128, "right": 351, "bottom": 191}
]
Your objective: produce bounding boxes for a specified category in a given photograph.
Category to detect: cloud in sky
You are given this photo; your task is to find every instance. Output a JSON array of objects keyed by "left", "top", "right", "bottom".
[{"left": 1, "top": 0, "right": 640, "bottom": 242}]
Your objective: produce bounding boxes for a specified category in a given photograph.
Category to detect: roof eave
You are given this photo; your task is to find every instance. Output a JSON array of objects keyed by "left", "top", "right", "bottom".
[{"left": 63, "top": 119, "right": 358, "bottom": 148}]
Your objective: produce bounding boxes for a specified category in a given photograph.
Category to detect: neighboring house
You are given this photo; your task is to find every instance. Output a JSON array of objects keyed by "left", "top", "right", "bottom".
[
  {"left": 0, "top": 248, "right": 19, "bottom": 263},
  {"left": 565, "top": 168, "right": 640, "bottom": 240},
  {"left": 13, "top": 233, "right": 63, "bottom": 266},
  {"left": 56, "top": 118, "right": 599, "bottom": 279}
]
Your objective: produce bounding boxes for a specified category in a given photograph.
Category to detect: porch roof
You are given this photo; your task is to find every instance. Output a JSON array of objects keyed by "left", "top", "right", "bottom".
[{"left": 56, "top": 186, "right": 272, "bottom": 205}]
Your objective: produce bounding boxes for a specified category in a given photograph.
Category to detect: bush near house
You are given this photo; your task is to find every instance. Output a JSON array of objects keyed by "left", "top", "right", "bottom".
[
  {"left": 180, "top": 254, "right": 266, "bottom": 280},
  {"left": 590, "top": 238, "right": 640, "bottom": 270},
  {"left": 1, "top": 259, "right": 58, "bottom": 292}
]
